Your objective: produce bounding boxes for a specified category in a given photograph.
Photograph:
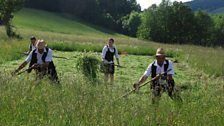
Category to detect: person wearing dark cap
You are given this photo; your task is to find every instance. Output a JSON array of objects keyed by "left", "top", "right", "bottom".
[
  {"left": 26, "top": 36, "right": 37, "bottom": 54},
  {"left": 101, "top": 38, "right": 120, "bottom": 84}
]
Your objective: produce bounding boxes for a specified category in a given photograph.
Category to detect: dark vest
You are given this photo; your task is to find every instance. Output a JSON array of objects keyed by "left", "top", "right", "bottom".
[
  {"left": 27, "top": 48, "right": 59, "bottom": 83},
  {"left": 151, "top": 59, "right": 169, "bottom": 78},
  {"left": 28, "top": 48, "right": 51, "bottom": 73},
  {"left": 29, "top": 44, "right": 32, "bottom": 52},
  {"left": 105, "top": 46, "right": 116, "bottom": 62}
]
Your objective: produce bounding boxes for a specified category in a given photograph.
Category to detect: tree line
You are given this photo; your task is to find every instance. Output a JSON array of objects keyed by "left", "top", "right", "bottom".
[
  {"left": 0, "top": 0, "right": 223, "bottom": 46},
  {"left": 136, "top": 0, "right": 224, "bottom": 46}
]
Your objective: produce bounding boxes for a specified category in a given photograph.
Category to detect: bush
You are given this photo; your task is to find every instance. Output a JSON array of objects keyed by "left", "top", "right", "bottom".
[{"left": 76, "top": 52, "right": 100, "bottom": 81}]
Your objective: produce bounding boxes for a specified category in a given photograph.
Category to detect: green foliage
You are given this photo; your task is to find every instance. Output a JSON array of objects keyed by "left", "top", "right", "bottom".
[
  {"left": 122, "top": 11, "right": 142, "bottom": 37},
  {"left": 0, "top": 0, "right": 24, "bottom": 38},
  {"left": 76, "top": 53, "right": 100, "bottom": 81},
  {"left": 194, "top": 10, "right": 214, "bottom": 45},
  {"left": 211, "top": 14, "right": 224, "bottom": 46},
  {"left": 137, "top": 0, "right": 224, "bottom": 46},
  {"left": 138, "top": 0, "right": 196, "bottom": 43}
]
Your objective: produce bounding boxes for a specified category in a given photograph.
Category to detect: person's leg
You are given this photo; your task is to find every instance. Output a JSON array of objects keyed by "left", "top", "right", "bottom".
[
  {"left": 167, "top": 79, "right": 182, "bottom": 103},
  {"left": 151, "top": 83, "right": 161, "bottom": 104},
  {"left": 167, "top": 79, "right": 175, "bottom": 98},
  {"left": 110, "top": 74, "right": 114, "bottom": 84},
  {"left": 104, "top": 73, "right": 109, "bottom": 83},
  {"left": 109, "top": 64, "right": 115, "bottom": 84}
]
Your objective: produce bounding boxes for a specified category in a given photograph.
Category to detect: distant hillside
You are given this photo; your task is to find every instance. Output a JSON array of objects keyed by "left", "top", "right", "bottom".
[
  {"left": 186, "top": 0, "right": 224, "bottom": 13},
  {"left": 8, "top": 8, "right": 125, "bottom": 42}
]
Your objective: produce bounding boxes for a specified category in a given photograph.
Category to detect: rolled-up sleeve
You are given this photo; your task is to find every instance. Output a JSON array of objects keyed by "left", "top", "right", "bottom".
[
  {"left": 143, "top": 63, "right": 152, "bottom": 77},
  {"left": 167, "top": 60, "right": 174, "bottom": 76},
  {"left": 115, "top": 47, "right": 119, "bottom": 59},
  {"left": 45, "top": 49, "right": 52, "bottom": 62},
  {"left": 102, "top": 46, "right": 107, "bottom": 59},
  {"left": 25, "top": 51, "right": 33, "bottom": 62}
]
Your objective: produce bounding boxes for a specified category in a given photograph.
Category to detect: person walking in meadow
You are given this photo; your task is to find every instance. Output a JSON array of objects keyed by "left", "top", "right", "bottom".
[
  {"left": 133, "top": 48, "right": 180, "bottom": 104},
  {"left": 13, "top": 40, "right": 59, "bottom": 83},
  {"left": 26, "top": 36, "right": 37, "bottom": 54},
  {"left": 101, "top": 38, "right": 120, "bottom": 84}
]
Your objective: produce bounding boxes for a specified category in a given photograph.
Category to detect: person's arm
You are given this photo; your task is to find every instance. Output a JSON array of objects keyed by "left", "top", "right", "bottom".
[
  {"left": 15, "top": 51, "right": 33, "bottom": 73},
  {"left": 102, "top": 46, "right": 109, "bottom": 64},
  {"left": 15, "top": 61, "right": 28, "bottom": 73},
  {"left": 133, "top": 64, "right": 152, "bottom": 89},
  {"left": 41, "top": 49, "right": 52, "bottom": 69},
  {"left": 115, "top": 47, "right": 120, "bottom": 66},
  {"left": 167, "top": 60, "right": 174, "bottom": 80},
  {"left": 137, "top": 75, "right": 148, "bottom": 85}
]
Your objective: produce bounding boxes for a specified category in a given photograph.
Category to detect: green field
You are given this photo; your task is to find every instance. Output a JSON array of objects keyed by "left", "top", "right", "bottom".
[
  {"left": 0, "top": 51, "right": 223, "bottom": 125},
  {"left": 0, "top": 8, "right": 224, "bottom": 125}
]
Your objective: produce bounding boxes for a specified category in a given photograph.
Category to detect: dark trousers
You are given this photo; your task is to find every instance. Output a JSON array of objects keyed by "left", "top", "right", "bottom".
[
  {"left": 35, "top": 63, "right": 59, "bottom": 83},
  {"left": 151, "top": 79, "right": 175, "bottom": 103}
]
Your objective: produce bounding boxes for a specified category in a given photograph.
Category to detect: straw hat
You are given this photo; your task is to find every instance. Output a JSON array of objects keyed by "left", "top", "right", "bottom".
[
  {"left": 36, "top": 39, "right": 46, "bottom": 49},
  {"left": 156, "top": 48, "right": 165, "bottom": 56}
]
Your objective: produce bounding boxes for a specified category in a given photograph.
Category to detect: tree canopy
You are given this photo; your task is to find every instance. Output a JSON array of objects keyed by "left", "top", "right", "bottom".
[{"left": 0, "top": 0, "right": 25, "bottom": 38}]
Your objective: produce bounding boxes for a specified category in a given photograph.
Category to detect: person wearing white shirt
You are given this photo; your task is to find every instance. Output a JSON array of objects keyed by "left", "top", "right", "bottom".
[
  {"left": 134, "top": 48, "right": 177, "bottom": 103},
  {"left": 101, "top": 38, "right": 120, "bottom": 84},
  {"left": 26, "top": 36, "right": 37, "bottom": 54},
  {"left": 14, "top": 40, "right": 59, "bottom": 83}
]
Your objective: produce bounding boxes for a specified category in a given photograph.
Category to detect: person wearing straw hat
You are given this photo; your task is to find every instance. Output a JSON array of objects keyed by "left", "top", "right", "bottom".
[
  {"left": 101, "top": 38, "right": 120, "bottom": 84},
  {"left": 14, "top": 39, "right": 59, "bottom": 83},
  {"left": 133, "top": 48, "right": 176, "bottom": 103}
]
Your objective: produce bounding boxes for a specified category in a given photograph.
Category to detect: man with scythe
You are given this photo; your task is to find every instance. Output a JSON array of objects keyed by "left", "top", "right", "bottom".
[
  {"left": 13, "top": 40, "right": 59, "bottom": 83},
  {"left": 134, "top": 48, "right": 178, "bottom": 103}
]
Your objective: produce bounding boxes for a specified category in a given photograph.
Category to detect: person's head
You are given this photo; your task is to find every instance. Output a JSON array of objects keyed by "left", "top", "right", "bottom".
[
  {"left": 36, "top": 39, "right": 46, "bottom": 54},
  {"left": 155, "top": 48, "right": 166, "bottom": 65},
  {"left": 108, "top": 38, "right": 114, "bottom": 47},
  {"left": 30, "top": 36, "right": 36, "bottom": 45}
]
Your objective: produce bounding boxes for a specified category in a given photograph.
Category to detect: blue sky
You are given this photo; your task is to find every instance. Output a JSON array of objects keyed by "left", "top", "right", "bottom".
[{"left": 136, "top": 0, "right": 192, "bottom": 10}]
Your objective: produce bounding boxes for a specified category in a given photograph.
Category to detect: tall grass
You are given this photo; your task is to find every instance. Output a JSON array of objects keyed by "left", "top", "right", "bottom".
[
  {"left": 48, "top": 41, "right": 177, "bottom": 57},
  {"left": 0, "top": 52, "right": 223, "bottom": 125},
  {"left": 180, "top": 45, "right": 224, "bottom": 77},
  {"left": 0, "top": 40, "right": 27, "bottom": 64}
]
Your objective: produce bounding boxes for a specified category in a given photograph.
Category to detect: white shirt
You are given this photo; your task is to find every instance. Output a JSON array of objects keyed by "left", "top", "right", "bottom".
[
  {"left": 25, "top": 48, "right": 53, "bottom": 64},
  {"left": 143, "top": 60, "right": 174, "bottom": 77},
  {"left": 29, "top": 44, "right": 36, "bottom": 51},
  {"left": 102, "top": 45, "right": 119, "bottom": 64}
]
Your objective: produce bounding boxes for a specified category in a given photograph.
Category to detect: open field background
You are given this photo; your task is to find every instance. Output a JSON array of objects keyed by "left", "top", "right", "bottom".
[
  {"left": 0, "top": 9, "right": 223, "bottom": 76},
  {"left": 0, "top": 51, "right": 223, "bottom": 125},
  {"left": 0, "top": 8, "right": 223, "bottom": 125}
]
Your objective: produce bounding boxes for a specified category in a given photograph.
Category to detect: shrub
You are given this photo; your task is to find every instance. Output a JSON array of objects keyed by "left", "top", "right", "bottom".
[{"left": 76, "top": 52, "right": 100, "bottom": 82}]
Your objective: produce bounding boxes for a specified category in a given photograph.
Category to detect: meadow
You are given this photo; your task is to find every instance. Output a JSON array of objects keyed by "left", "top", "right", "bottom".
[
  {"left": 0, "top": 8, "right": 224, "bottom": 125},
  {"left": 0, "top": 51, "right": 223, "bottom": 125}
]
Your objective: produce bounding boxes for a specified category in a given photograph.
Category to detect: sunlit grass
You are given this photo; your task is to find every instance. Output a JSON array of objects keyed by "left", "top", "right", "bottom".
[{"left": 0, "top": 51, "right": 223, "bottom": 125}]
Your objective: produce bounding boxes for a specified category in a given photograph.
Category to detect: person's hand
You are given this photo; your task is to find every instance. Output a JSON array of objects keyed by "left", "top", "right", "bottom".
[
  {"left": 11, "top": 69, "right": 19, "bottom": 76},
  {"left": 103, "top": 60, "right": 109, "bottom": 64},
  {"left": 117, "top": 64, "right": 121, "bottom": 67},
  {"left": 167, "top": 75, "right": 173, "bottom": 81},
  {"left": 133, "top": 82, "right": 140, "bottom": 91},
  {"left": 154, "top": 73, "right": 162, "bottom": 80},
  {"left": 31, "top": 64, "right": 40, "bottom": 69}
]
